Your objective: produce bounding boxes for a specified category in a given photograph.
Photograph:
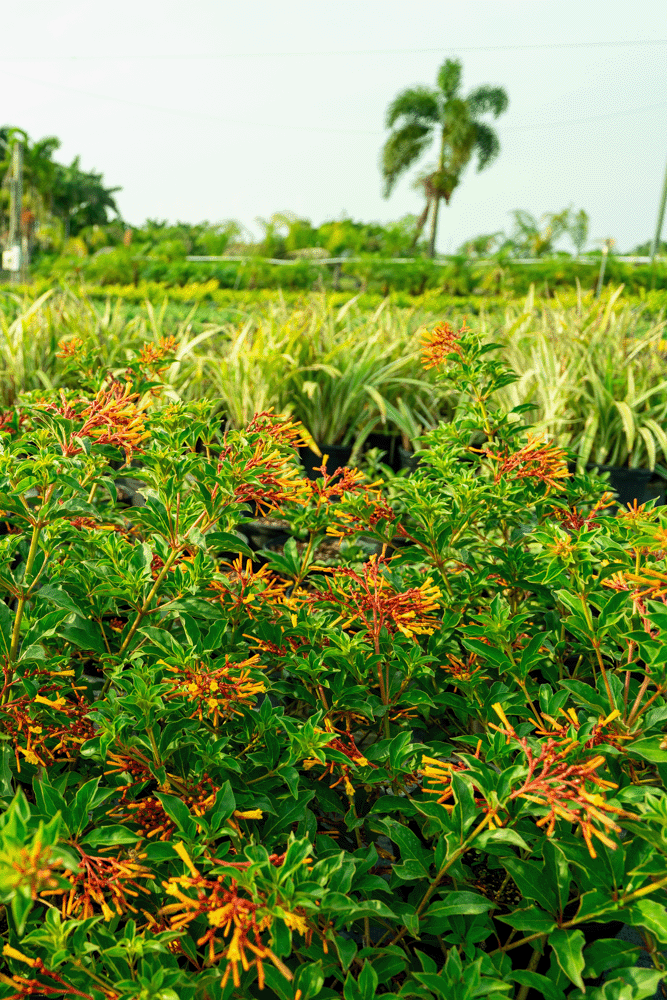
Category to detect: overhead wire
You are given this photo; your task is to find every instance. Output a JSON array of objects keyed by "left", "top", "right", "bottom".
[
  {"left": 2, "top": 38, "right": 667, "bottom": 59},
  {"left": 6, "top": 70, "right": 667, "bottom": 137}
]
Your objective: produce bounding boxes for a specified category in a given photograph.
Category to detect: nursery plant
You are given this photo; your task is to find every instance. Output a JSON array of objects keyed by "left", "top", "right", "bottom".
[
  {"left": 495, "top": 285, "right": 667, "bottom": 474},
  {"left": 4, "top": 311, "right": 667, "bottom": 1000}
]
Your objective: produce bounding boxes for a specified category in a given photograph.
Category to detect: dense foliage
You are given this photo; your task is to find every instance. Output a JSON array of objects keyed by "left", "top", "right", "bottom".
[{"left": 2, "top": 317, "right": 667, "bottom": 998}]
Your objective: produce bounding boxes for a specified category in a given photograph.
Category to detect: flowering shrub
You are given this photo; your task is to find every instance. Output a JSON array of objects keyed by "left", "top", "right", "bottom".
[{"left": 2, "top": 319, "right": 667, "bottom": 999}]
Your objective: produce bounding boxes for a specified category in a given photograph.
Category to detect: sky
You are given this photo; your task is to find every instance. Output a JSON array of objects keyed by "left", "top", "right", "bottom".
[{"left": 3, "top": 0, "right": 667, "bottom": 254}]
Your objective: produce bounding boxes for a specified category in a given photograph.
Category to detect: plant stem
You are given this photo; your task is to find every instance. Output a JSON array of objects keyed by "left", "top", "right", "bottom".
[
  {"left": 385, "top": 815, "right": 492, "bottom": 948},
  {"left": 516, "top": 946, "right": 543, "bottom": 1000},
  {"left": 101, "top": 545, "right": 181, "bottom": 694},
  {"left": 580, "top": 597, "right": 615, "bottom": 708},
  {"left": 7, "top": 519, "right": 42, "bottom": 670},
  {"left": 119, "top": 547, "right": 180, "bottom": 657},
  {"left": 491, "top": 874, "right": 667, "bottom": 959}
]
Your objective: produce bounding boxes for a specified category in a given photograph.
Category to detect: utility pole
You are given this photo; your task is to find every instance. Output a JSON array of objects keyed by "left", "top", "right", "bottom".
[
  {"left": 5, "top": 140, "right": 23, "bottom": 284},
  {"left": 650, "top": 156, "right": 667, "bottom": 262}
]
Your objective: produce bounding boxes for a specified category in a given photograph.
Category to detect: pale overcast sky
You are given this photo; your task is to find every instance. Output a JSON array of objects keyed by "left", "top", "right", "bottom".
[{"left": 4, "top": 0, "right": 666, "bottom": 253}]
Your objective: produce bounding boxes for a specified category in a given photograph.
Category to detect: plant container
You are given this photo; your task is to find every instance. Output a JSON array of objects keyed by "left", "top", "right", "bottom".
[{"left": 592, "top": 465, "right": 665, "bottom": 509}]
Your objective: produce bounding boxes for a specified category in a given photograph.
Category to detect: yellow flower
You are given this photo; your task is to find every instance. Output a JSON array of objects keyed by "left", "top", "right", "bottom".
[
  {"left": 34, "top": 694, "right": 67, "bottom": 710},
  {"left": 233, "top": 809, "right": 263, "bottom": 820}
]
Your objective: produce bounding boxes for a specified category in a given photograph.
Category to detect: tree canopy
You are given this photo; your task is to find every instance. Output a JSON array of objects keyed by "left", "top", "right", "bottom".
[
  {"left": 1, "top": 126, "right": 121, "bottom": 240},
  {"left": 381, "top": 58, "right": 509, "bottom": 256}
]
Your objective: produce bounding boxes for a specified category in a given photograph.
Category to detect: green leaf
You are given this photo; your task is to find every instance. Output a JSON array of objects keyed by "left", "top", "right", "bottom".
[
  {"left": 501, "top": 856, "right": 558, "bottom": 915},
  {"left": 59, "top": 614, "right": 107, "bottom": 654},
  {"left": 0, "top": 600, "right": 12, "bottom": 658},
  {"left": 293, "top": 960, "right": 325, "bottom": 1000},
  {"left": 155, "top": 793, "right": 197, "bottom": 838},
  {"left": 624, "top": 899, "right": 667, "bottom": 944},
  {"left": 79, "top": 825, "right": 142, "bottom": 848},
  {"left": 36, "top": 584, "right": 84, "bottom": 616},
  {"left": 626, "top": 737, "right": 667, "bottom": 763},
  {"left": 427, "top": 891, "right": 495, "bottom": 917},
  {"left": 335, "top": 935, "right": 357, "bottom": 972},
  {"left": 358, "top": 961, "right": 379, "bottom": 1000},
  {"left": 474, "top": 828, "right": 530, "bottom": 852},
  {"left": 549, "top": 927, "right": 586, "bottom": 990},
  {"left": 582, "top": 938, "right": 641, "bottom": 979},
  {"left": 10, "top": 888, "right": 33, "bottom": 935},
  {"left": 509, "top": 971, "right": 567, "bottom": 1000},
  {"left": 495, "top": 906, "right": 556, "bottom": 933}
]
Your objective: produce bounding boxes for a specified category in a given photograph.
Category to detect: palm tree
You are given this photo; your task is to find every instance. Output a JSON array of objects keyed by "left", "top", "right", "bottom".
[{"left": 381, "top": 59, "right": 509, "bottom": 257}]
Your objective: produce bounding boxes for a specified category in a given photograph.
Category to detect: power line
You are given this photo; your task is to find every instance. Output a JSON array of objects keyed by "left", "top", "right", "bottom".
[
  {"left": 8, "top": 72, "right": 667, "bottom": 137},
  {"left": 6, "top": 73, "right": 382, "bottom": 135},
  {"left": 2, "top": 38, "right": 667, "bottom": 60}
]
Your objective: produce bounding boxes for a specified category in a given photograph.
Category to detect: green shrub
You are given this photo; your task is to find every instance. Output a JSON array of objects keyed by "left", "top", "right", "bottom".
[{"left": 2, "top": 317, "right": 667, "bottom": 999}]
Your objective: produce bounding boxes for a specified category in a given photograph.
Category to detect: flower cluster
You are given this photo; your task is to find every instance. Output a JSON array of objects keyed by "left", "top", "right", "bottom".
[
  {"left": 159, "top": 844, "right": 301, "bottom": 986},
  {"left": 421, "top": 320, "right": 467, "bottom": 369},
  {"left": 1, "top": 681, "right": 96, "bottom": 772},
  {"left": 36, "top": 383, "right": 150, "bottom": 461},
  {"left": 309, "top": 553, "right": 442, "bottom": 641},
  {"left": 245, "top": 411, "right": 308, "bottom": 450},
  {"left": 490, "top": 704, "right": 636, "bottom": 857},
  {"left": 107, "top": 775, "right": 222, "bottom": 841},
  {"left": 303, "top": 721, "right": 375, "bottom": 796},
  {"left": 209, "top": 556, "right": 289, "bottom": 618},
  {"left": 554, "top": 492, "right": 617, "bottom": 532},
  {"left": 1, "top": 946, "right": 98, "bottom": 1000},
  {"left": 535, "top": 706, "right": 632, "bottom": 754},
  {"left": 162, "top": 655, "right": 266, "bottom": 726},
  {"left": 56, "top": 845, "right": 151, "bottom": 922},
  {"left": 136, "top": 335, "right": 178, "bottom": 373},
  {"left": 485, "top": 434, "right": 571, "bottom": 493},
  {"left": 218, "top": 438, "right": 309, "bottom": 515}
]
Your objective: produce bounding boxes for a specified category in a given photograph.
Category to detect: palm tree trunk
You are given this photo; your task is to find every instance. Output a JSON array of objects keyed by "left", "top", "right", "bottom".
[
  {"left": 428, "top": 196, "right": 440, "bottom": 258},
  {"left": 411, "top": 196, "right": 431, "bottom": 249}
]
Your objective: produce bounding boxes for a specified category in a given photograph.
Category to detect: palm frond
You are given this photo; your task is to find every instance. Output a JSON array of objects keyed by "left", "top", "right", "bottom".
[
  {"left": 467, "top": 86, "right": 509, "bottom": 119},
  {"left": 381, "top": 123, "right": 434, "bottom": 197},
  {"left": 384, "top": 86, "right": 439, "bottom": 129},
  {"left": 436, "top": 59, "right": 463, "bottom": 100},
  {"left": 474, "top": 122, "right": 501, "bottom": 172}
]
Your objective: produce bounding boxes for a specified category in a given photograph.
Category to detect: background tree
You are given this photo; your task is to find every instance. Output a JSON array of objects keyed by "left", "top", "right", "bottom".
[
  {"left": 1, "top": 127, "right": 122, "bottom": 244},
  {"left": 381, "top": 58, "right": 509, "bottom": 257},
  {"left": 51, "top": 156, "right": 121, "bottom": 237},
  {"left": 569, "top": 207, "right": 590, "bottom": 257},
  {"left": 505, "top": 206, "right": 587, "bottom": 258}
]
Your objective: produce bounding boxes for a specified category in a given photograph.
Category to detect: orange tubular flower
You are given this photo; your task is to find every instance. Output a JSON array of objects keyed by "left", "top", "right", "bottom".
[
  {"left": 485, "top": 434, "right": 571, "bottom": 494},
  {"left": 245, "top": 411, "right": 309, "bottom": 450},
  {"left": 36, "top": 383, "right": 150, "bottom": 461},
  {"left": 137, "top": 335, "right": 178, "bottom": 374},
  {"left": 422, "top": 707, "right": 637, "bottom": 858},
  {"left": 160, "top": 845, "right": 303, "bottom": 985},
  {"left": 209, "top": 556, "right": 289, "bottom": 616},
  {"left": 309, "top": 553, "right": 441, "bottom": 642},
  {"left": 60, "top": 845, "right": 151, "bottom": 922},
  {"left": 421, "top": 320, "right": 468, "bottom": 369},
  {"left": 489, "top": 705, "right": 636, "bottom": 858},
  {"left": 162, "top": 655, "right": 266, "bottom": 726}
]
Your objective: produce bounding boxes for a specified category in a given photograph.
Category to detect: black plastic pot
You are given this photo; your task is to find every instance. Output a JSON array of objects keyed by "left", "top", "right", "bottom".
[
  {"left": 243, "top": 517, "right": 292, "bottom": 555},
  {"left": 299, "top": 444, "right": 352, "bottom": 480},
  {"left": 364, "top": 432, "right": 402, "bottom": 472},
  {"left": 590, "top": 465, "right": 665, "bottom": 509},
  {"left": 398, "top": 445, "right": 421, "bottom": 473}
]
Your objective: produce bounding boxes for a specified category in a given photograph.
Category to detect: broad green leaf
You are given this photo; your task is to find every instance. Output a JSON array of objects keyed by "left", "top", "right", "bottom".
[
  {"left": 495, "top": 906, "right": 557, "bottom": 933},
  {"left": 549, "top": 927, "right": 586, "bottom": 990},
  {"left": 626, "top": 737, "right": 667, "bottom": 763},
  {"left": 582, "top": 938, "right": 641, "bottom": 978},
  {"left": 427, "top": 891, "right": 495, "bottom": 917},
  {"left": 509, "top": 971, "right": 567, "bottom": 1000}
]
